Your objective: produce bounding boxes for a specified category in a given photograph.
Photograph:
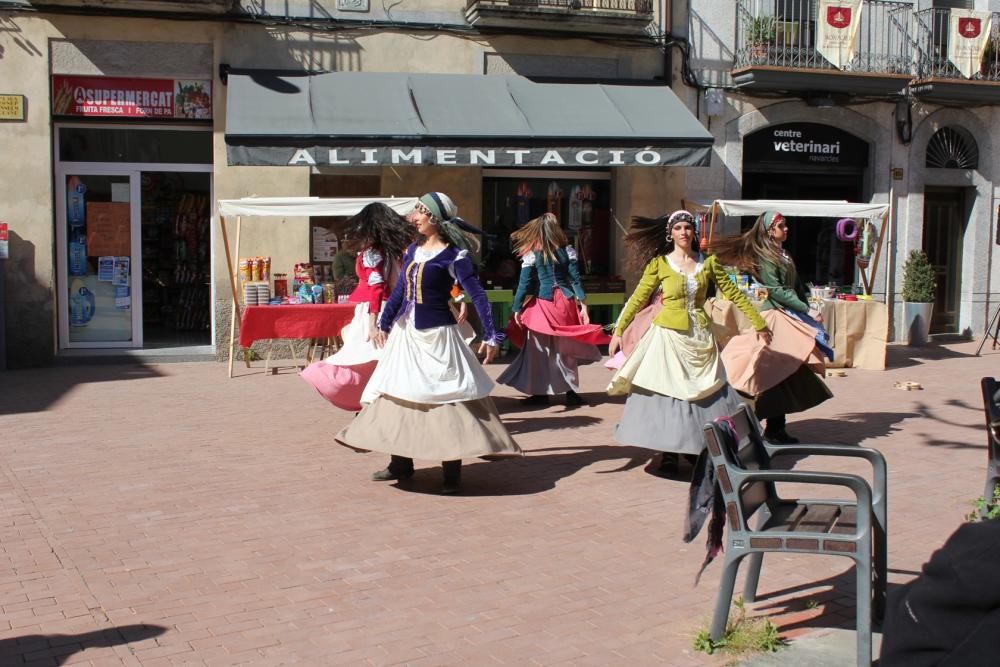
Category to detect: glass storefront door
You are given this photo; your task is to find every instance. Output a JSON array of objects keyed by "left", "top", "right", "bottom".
[{"left": 56, "top": 171, "right": 142, "bottom": 346}]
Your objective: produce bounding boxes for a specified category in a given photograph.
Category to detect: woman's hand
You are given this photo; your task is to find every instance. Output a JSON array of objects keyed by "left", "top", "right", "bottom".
[
  {"left": 808, "top": 308, "right": 824, "bottom": 324},
  {"left": 372, "top": 329, "right": 388, "bottom": 349},
  {"left": 478, "top": 341, "right": 497, "bottom": 364},
  {"left": 756, "top": 328, "right": 772, "bottom": 345},
  {"left": 608, "top": 334, "right": 622, "bottom": 357},
  {"left": 513, "top": 310, "right": 523, "bottom": 328},
  {"left": 579, "top": 303, "right": 590, "bottom": 325},
  {"left": 365, "top": 313, "right": 378, "bottom": 341}
]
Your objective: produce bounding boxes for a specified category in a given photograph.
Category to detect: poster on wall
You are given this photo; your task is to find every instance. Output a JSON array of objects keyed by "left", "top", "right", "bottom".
[
  {"left": 949, "top": 9, "right": 993, "bottom": 79},
  {"left": 311, "top": 226, "right": 339, "bottom": 262},
  {"left": 0, "top": 222, "right": 7, "bottom": 260},
  {"left": 52, "top": 75, "right": 212, "bottom": 119},
  {"left": 114, "top": 286, "right": 131, "bottom": 310},
  {"left": 86, "top": 203, "right": 130, "bottom": 257},
  {"left": 98, "top": 256, "right": 115, "bottom": 282},
  {"left": 112, "top": 257, "right": 130, "bottom": 287}
]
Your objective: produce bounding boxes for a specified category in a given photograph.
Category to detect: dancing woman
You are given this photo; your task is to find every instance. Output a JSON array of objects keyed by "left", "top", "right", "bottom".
[
  {"left": 498, "top": 213, "right": 609, "bottom": 407},
  {"left": 607, "top": 210, "right": 770, "bottom": 474},
  {"left": 300, "top": 202, "right": 412, "bottom": 411},
  {"left": 336, "top": 192, "right": 521, "bottom": 494},
  {"left": 708, "top": 210, "right": 833, "bottom": 443}
]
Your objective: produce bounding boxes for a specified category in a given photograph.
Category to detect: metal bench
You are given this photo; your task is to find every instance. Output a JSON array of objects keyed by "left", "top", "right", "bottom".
[
  {"left": 701, "top": 404, "right": 888, "bottom": 666},
  {"left": 980, "top": 377, "right": 1000, "bottom": 511}
]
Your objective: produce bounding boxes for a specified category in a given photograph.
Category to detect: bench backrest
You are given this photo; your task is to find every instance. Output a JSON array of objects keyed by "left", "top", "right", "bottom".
[
  {"left": 981, "top": 377, "right": 1000, "bottom": 460},
  {"left": 702, "top": 404, "right": 775, "bottom": 530}
]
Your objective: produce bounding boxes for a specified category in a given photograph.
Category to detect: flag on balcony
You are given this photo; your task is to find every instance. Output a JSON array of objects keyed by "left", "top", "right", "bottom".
[
  {"left": 948, "top": 9, "right": 993, "bottom": 79},
  {"left": 816, "top": 0, "right": 864, "bottom": 69}
]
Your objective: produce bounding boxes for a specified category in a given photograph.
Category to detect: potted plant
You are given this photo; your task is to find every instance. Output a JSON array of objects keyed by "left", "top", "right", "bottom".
[
  {"left": 744, "top": 15, "right": 776, "bottom": 64},
  {"left": 901, "top": 249, "right": 936, "bottom": 346}
]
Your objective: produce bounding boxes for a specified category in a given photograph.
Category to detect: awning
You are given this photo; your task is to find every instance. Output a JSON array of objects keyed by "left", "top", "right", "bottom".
[
  {"left": 224, "top": 70, "right": 713, "bottom": 168},
  {"left": 217, "top": 196, "right": 419, "bottom": 218},
  {"left": 712, "top": 199, "right": 889, "bottom": 220}
]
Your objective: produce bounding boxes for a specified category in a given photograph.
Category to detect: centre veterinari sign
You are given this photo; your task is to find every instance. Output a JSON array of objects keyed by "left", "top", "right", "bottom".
[
  {"left": 226, "top": 145, "right": 704, "bottom": 168},
  {"left": 745, "top": 122, "right": 869, "bottom": 168},
  {"left": 771, "top": 129, "right": 842, "bottom": 163}
]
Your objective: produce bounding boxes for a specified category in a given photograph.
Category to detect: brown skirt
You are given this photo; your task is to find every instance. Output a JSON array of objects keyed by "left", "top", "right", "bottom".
[{"left": 335, "top": 394, "right": 522, "bottom": 461}]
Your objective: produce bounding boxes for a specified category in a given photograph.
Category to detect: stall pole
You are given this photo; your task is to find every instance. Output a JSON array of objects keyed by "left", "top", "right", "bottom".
[
  {"left": 219, "top": 213, "right": 248, "bottom": 377},
  {"left": 707, "top": 202, "right": 719, "bottom": 246}
]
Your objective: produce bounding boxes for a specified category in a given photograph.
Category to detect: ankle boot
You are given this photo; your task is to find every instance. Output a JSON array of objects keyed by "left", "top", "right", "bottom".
[{"left": 441, "top": 460, "right": 461, "bottom": 495}]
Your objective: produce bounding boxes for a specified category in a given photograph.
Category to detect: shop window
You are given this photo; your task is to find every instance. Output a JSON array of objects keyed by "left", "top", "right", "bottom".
[
  {"left": 480, "top": 175, "right": 614, "bottom": 291},
  {"left": 59, "top": 127, "right": 211, "bottom": 164},
  {"left": 926, "top": 126, "right": 978, "bottom": 169}
]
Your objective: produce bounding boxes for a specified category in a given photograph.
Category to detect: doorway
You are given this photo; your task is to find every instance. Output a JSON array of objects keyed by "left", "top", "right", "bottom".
[
  {"left": 922, "top": 187, "right": 967, "bottom": 333},
  {"left": 55, "top": 125, "right": 212, "bottom": 350}
]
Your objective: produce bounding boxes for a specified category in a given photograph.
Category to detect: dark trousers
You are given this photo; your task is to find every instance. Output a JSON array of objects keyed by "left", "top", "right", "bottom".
[{"left": 388, "top": 455, "right": 461, "bottom": 480}]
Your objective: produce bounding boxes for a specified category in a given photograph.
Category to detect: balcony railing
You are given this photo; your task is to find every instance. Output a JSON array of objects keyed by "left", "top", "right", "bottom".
[
  {"left": 466, "top": 0, "right": 653, "bottom": 14},
  {"left": 735, "top": 0, "right": 915, "bottom": 75},
  {"left": 914, "top": 8, "right": 1000, "bottom": 81}
]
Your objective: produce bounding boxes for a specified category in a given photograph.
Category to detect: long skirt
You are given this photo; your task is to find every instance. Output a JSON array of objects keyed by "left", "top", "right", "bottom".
[
  {"left": 608, "top": 322, "right": 740, "bottom": 456},
  {"left": 721, "top": 309, "right": 833, "bottom": 418},
  {"left": 499, "top": 292, "right": 606, "bottom": 395},
  {"left": 335, "top": 312, "right": 521, "bottom": 461},
  {"left": 300, "top": 301, "right": 379, "bottom": 412}
]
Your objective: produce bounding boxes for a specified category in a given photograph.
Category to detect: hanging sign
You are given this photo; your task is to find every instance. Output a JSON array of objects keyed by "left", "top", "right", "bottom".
[
  {"left": 52, "top": 75, "right": 212, "bottom": 118},
  {"left": 949, "top": 10, "right": 993, "bottom": 79},
  {"left": 816, "top": 0, "right": 864, "bottom": 70}
]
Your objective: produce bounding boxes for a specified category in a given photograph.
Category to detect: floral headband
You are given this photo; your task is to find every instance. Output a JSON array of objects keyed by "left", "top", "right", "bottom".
[{"left": 667, "top": 210, "right": 698, "bottom": 236}]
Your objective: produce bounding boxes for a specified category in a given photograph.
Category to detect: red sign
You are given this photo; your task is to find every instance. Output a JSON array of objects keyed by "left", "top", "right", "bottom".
[
  {"left": 827, "top": 6, "right": 852, "bottom": 29},
  {"left": 0, "top": 222, "right": 8, "bottom": 260},
  {"left": 959, "top": 17, "right": 982, "bottom": 39},
  {"left": 52, "top": 75, "right": 212, "bottom": 119}
]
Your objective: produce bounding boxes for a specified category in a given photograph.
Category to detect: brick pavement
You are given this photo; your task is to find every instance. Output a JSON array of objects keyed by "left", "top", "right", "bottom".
[{"left": 0, "top": 341, "right": 996, "bottom": 666}]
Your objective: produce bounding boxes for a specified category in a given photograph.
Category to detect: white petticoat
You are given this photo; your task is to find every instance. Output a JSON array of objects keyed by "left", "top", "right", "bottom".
[
  {"left": 323, "top": 302, "right": 381, "bottom": 367},
  {"left": 361, "top": 304, "right": 494, "bottom": 405}
]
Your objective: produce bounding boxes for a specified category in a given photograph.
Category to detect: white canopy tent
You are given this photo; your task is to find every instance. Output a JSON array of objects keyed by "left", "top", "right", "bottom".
[
  {"left": 217, "top": 196, "right": 420, "bottom": 376},
  {"left": 706, "top": 199, "right": 891, "bottom": 297}
]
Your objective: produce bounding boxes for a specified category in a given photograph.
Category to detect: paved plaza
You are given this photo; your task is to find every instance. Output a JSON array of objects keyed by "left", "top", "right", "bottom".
[{"left": 0, "top": 341, "right": 996, "bottom": 666}]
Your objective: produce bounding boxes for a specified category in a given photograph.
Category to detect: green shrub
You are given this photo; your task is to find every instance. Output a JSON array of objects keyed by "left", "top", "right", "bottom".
[
  {"left": 693, "top": 597, "right": 786, "bottom": 656},
  {"left": 902, "top": 250, "right": 936, "bottom": 303},
  {"left": 967, "top": 483, "right": 1000, "bottom": 521},
  {"left": 744, "top": 15, "right": 777, "bottom": 45}
]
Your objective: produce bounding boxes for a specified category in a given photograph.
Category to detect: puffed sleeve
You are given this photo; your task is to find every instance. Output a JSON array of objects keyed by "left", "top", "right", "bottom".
[{"left": 362, "top": 248, "right": 386, "bottom": 310}]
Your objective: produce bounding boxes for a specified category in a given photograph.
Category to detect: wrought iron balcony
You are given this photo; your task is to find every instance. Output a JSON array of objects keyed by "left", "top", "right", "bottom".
[
  {"left": 732, "top": 0, "right": 915, "bottom": 97},
  {"left": 910, "top": 8, "right": 1000, "bottom": 101},
  {"left": 465, "top": 0, "right": 655, "bottom": 36}
]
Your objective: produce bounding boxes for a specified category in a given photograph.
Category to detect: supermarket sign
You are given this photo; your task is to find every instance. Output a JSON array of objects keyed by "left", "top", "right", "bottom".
[{"left": 52, "top": 75, "right": 212, "bottom": 119}]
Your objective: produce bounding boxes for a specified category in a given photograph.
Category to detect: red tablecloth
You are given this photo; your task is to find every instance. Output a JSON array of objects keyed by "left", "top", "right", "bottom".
[{"left": 239, "top": 304, "right": 355, "bottom": 347}]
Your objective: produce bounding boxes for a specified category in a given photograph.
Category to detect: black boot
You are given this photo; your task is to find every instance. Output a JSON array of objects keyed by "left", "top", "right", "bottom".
[
  {"left": 656, "top": 452, "right": 679, "bottom": 476},
  {"left": 371, "top": 455, "right": 414, "bottom": 481},
  {"left": 441, "top": 460, "right": 462, "bottom": 495},
  {"left": 764, "top": 415, "right": 799, "bottom": 444},
  {"left": 565, "top": 390, "right": 583, "bottom": 406}
]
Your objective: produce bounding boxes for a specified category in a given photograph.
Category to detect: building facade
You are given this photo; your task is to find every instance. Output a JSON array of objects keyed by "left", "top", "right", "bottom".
[
  {"left": 684, "top": 0, "right": 1000, "bottom": 340},
  {"left": 0, "top": 0, "right": 710, "bottom": 367}
]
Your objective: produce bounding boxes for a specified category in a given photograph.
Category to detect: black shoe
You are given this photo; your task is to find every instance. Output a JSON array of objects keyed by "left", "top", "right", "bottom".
[
  {"left": 440, "top": 479, "right": 461, "bottom": 495},
  {"left": 371, "top": 467, "right": 413, "bottom": 481},
  {"left": 521, "top": 395, "right": 550, "bottom": 406},
  {"left": 565, "top": 390, "right": 583, "bottom": 406},
  {"left": 656, "top": 453, "right": 679, "bottom": 476},
  {"left": 764, "top": 429, "right": 799, "bottom": 445}
]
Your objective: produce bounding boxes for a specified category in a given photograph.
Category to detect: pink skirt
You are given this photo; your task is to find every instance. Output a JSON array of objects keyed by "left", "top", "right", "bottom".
[
  {"left": 506, "top": 291, "right": 610, "bottom": 349},
  {"left": 300, "top": 301, "right": 379, "bottom": 412},
  {"left": 604, "top": 299, "right": 663, "bottom": 370}
]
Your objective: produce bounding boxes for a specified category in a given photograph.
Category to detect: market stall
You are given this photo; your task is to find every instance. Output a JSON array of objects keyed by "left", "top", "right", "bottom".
[
  {"left": 217, "top": 196, "right": 419, "bottom": 377},
  {"left": 705, "top": 199, "right": 891, "bottom": 370}
]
